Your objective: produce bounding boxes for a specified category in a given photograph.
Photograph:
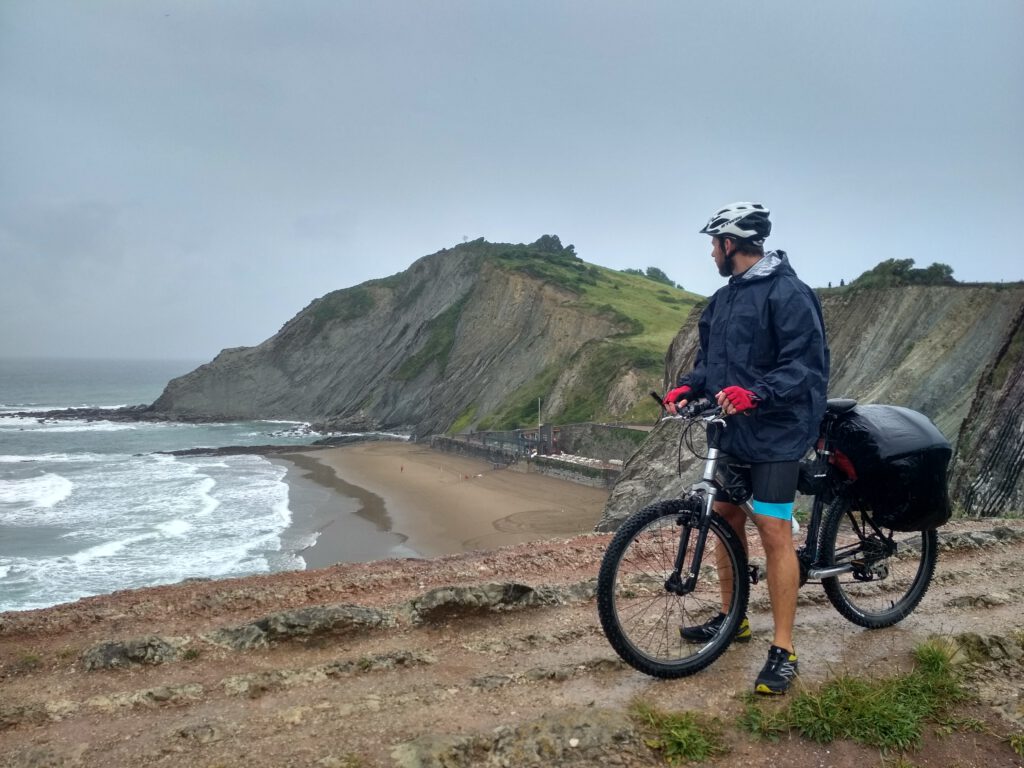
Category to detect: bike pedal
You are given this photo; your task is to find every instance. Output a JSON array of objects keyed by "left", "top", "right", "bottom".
[{"left": 748, "top": 565, "right": 760, "bottom": 585}]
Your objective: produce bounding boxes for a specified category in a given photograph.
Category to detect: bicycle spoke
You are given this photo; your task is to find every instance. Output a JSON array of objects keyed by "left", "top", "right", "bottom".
[
  {"left": 821, "top": 496, "right": 938, "bottom": 628},
  {"left": 598, "top": 505, "right": 749, "bottom": 679}
]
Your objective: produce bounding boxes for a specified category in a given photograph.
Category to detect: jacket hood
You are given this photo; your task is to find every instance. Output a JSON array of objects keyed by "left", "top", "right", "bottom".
[{"left": 732, "top": 250, "right": 794, "bottom": 284}]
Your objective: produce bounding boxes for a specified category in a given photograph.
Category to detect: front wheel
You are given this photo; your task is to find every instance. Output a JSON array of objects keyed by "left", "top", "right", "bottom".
[
  {"left": 820, "top": 494, "right": 938, "bottom": 628},
  {"left": 596, "top": 498, "right": 749, "bottom": 678}
]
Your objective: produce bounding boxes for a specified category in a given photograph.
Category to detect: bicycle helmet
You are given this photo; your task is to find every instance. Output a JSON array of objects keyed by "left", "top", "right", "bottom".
[{"left": 699, "top": 202, "right": 771, "bottom": 246}]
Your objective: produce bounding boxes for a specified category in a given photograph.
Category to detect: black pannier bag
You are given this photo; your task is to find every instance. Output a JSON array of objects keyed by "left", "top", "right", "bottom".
[{"left": 831, "top": 404, "right": 952, "bottom": 531}]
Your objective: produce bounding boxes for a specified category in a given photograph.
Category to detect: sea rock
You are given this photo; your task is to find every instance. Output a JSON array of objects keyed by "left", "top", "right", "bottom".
[
  {"left": 391, "top": 707, "right": 636, "bottom": 768},
  {"left": 80, "top": 635, "right": 181, "bottom": 670},
  {"left": 203, "top": 604, "right": 392, "bottom": 650},
  {"left": 403, "top": 581, "right": 594, "bottom": 625}
]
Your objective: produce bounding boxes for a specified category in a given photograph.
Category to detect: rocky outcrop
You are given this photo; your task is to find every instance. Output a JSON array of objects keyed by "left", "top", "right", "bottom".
[
  {"left": 951, "top": 301, "right": 1024, "bottom": 516},
  {"left": 599, "top": 284, "right": 1024, "bottom": 529},
  {"left": 149, "top": 238, "right": 656, "bottom": 435}
]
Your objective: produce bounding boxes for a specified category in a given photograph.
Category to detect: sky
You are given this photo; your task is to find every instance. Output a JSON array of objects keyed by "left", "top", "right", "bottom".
[{"left": 2, "top": 1, "right": 1022, "bottom": 361}]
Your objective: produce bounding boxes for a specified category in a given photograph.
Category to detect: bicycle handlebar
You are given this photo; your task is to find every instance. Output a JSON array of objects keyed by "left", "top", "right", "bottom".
[{"left": 650, "top": 391, "right": 723, "bottom": 421}]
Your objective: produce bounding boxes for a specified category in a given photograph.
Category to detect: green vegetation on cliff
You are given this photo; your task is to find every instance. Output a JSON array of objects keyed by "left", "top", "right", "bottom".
[
  {"left": 394, "top": 294, "right": 471, "bottom": 381},
  {"left": 469, "top": 236, "right": 701, "bottom": 429},
  {"left": 309, "top": 286, "right": 375, "bottom": 331},
  {"left": 848, "top": 259, "right": 956, "bottom": 289}
]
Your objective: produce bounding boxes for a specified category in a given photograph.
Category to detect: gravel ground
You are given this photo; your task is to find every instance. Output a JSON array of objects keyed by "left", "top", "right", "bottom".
[{"left": 2, "top": 520, "right": 1023, "bottom": 767}]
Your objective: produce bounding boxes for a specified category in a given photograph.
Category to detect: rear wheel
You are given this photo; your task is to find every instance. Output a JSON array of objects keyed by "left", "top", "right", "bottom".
[
  {"left": 820, "top": 495, "right": 938, "bottom": 628},
  {"left": 596, "top": 498, "right": 749, "bottom": 678}
]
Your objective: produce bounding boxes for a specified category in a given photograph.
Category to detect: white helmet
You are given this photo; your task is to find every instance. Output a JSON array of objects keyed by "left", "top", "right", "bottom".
[{"left": 699, "top": 202, "right": 771, "bottom": 246}]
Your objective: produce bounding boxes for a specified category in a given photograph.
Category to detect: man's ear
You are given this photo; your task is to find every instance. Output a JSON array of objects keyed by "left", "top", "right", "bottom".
[{"left": 722, "top": 237, "right": 735, "bottom": 256}]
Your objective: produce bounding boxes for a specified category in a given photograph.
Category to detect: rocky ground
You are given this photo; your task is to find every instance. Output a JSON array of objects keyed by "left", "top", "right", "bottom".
[{"left": 2, "top": 520, "right": 1023, "bottom": 768}]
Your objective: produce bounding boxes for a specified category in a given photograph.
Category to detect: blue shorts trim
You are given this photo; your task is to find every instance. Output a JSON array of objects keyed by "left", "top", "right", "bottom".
[{"left": 752, "top": 500, "right": 794, "bottom": 520}]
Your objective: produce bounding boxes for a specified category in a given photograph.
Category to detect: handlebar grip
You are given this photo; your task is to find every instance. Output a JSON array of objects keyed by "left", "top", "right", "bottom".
[{"left": 680, "top": 398, "right": 717, "bottom": 417}]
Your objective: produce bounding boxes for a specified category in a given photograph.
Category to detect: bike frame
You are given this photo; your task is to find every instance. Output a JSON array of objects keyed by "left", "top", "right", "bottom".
[{"left": 665, "top": 402, "right": 860, "bottom": 594}]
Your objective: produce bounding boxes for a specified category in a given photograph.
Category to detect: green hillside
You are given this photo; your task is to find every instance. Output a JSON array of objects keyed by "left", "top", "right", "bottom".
[{"left": 474, "top": 236, "right": 701, "bottom": 429}]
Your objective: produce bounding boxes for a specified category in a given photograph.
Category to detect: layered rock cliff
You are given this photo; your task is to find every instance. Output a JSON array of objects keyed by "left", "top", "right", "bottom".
[
  {"left": 151, "top": 237, "right": 698, "bottom": 436},
  {"left": 598, "top": 283, "right": 1024, "bottom": 528},
  {"left": 952, "top": 300, "right": 1024, "bottom": 515}
]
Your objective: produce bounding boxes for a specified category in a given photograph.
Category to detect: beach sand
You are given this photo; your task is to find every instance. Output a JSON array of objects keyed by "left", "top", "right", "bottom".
[{"left": 279, "top": 441, "right": 609, "bottom": 568}]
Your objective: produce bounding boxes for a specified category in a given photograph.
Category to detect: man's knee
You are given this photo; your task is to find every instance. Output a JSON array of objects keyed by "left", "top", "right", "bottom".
[
  {"left": 753, "top": 516, "right": 796, "bottom": 554},
  {"left": 714, "top": 501, "right": 747, "bottom": 533}
]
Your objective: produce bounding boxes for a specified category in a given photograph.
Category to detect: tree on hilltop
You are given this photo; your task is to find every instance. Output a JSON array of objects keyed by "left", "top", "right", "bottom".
[
  {"left": 620, "top": 266, "right": 683, "bottom": 289},
  {"left": 852, "top": 258, "right": 957, "bottom": 288}
]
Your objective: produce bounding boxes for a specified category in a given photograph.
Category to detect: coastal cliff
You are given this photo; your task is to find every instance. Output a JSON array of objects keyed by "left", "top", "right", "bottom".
[
  {"left": 599, "top": 282, "right": 1024, "bottom": 528},
  {"left": 147, "top": 236, "right": 1024, "bottom": 521},
  {"left": 150, "top": 237, "right": 699, "bottom": 435}
]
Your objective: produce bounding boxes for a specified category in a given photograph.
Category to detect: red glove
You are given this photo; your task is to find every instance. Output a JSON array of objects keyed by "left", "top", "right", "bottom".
[
  {"left": 720, "top": 386, "right": 759, "bottom": 413},
  {"left": 663, "top": 385, "right": 693, "bottom": 406}
]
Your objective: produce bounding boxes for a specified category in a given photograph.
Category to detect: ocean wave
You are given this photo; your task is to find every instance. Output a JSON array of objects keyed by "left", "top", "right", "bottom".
[
  {"left": 67, "top": 535, "right": 149, "bottom": 565},
  {"left": 0, "top": 452, "right": 112, "bottom": 464},
  {"left": 34, "top": 421, "right": 138, "bottom": 433},
  {"left": 0, "top": 452, "right": 296, "bottom": 612},
  {"left": 0, "top": 472, "right": 74, "bottom": 509},
  {"left": 156, "top": 518, "right": 193, "bottom": 536},
  {"left": 0, "top": 416, "right": 53, "bottom": 428}
]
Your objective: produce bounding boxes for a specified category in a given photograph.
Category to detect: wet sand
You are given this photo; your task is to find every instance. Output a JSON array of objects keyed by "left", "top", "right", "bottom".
[{"left": 279, "top": 442, "right": 608, "bottom": 568}]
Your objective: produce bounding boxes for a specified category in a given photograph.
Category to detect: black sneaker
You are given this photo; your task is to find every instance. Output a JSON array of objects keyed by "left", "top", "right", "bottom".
[
  {"left": 755, "top": 645, "right": 799, "bottom": 695},
  {"left": 680, "top": 613, "right": 751, "bottom": 643}
]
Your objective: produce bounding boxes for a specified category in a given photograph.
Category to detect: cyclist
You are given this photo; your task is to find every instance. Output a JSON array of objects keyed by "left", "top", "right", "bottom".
[{"left": 664, "top": 202, "right": 830, "bottom": 694}]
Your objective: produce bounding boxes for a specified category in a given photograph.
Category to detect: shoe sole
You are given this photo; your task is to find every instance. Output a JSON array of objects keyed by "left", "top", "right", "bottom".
[
  {"left": 754, "top": 683, "right": 788, "bottom": 695},
  {"left": 680, "top": 621, "right": 752, "bottom": 644},
  {"left": 680, "top": 633, "right": 752, "bottom": 644}
]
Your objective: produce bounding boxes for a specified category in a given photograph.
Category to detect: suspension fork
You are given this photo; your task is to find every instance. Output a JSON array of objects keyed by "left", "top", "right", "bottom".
[{"left": 665, "top": 446, "right": 723, "bottom": 595}]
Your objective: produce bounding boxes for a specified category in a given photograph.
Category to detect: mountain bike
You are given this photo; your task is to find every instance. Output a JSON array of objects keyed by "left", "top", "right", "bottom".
[{"left": 596, "top": 397, "right": 939, "bottom": 678}]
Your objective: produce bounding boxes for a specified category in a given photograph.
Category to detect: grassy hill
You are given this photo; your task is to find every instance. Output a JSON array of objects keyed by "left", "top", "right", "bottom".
[{"left": 473, "top": 237, "right": 701, "bottom": 429}]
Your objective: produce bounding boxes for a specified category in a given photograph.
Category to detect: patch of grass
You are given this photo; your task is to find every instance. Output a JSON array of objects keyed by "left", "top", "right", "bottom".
[
  {"left": 180, "top": 647, "right": 201, "bottom": 661},
  {"left": 476, "top": 365, "right": 560, "bottom": 431},
  {"left": 881, "top": 757, "right": 920, "bottom": 768},
  {"left": 1010, "top": 731, "right": 1024, "bottom": 759},
  {"left": 447, "top": 403, "right": 478, "bottom": 435},
  {"left": 557, "top": 341, "right": 662, "bottom": 424},
  {"left": 492, "top": 236, "right": 598, "bottom": 294},
  {"left": 739, "top": 641, "right": 966, "bottom": 752},
  {"left": 10, "top": 651, "right": 43, "bottom": 674},
  {"left": 631, "top": 700, "right": 728, "bottom": 764},
  {"left": 489, "top": 238, "right": 700, "bottom": 355},
  {"left": 394, "top": 294, "right": 470, "bottom": 381},
  {"left": 365, "top": 272, "right": 404, "bottom": 290},
  {"left": 476, "top": 336, "right": 666, "bottom": 430},
  {"left": 309, "top": 286, "right": 375, "bottom": 330},
  {"left": 576, "top": 268, "right": 700, "bottom": 352}
]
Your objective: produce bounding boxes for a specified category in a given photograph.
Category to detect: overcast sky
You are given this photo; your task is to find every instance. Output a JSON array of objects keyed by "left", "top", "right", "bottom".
[{"left": 2, "top": 1, "right": 1021, "bottom": 361}]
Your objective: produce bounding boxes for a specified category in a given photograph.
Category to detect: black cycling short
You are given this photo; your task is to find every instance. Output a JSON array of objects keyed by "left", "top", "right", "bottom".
[{"left": 717, "top": 456, "right": 800, "bottom": 520}]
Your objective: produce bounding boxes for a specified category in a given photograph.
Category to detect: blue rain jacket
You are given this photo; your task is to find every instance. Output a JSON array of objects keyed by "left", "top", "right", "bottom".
[{"left": 677, "top": 251, "right": 830, "bottom": 462}]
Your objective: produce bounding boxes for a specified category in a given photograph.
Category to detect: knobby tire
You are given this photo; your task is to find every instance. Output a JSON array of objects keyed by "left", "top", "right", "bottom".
[
  {"left": 820, "top": 494, "right": 938, "bottom": 628},
  {"left": 597, "top": 499, "right": 749, "bottom": 678}
]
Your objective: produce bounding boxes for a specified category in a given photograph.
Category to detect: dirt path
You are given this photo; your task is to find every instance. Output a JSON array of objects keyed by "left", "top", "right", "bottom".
[{"left": 2, "top": 520, "right": 1022, "bottom": 767}]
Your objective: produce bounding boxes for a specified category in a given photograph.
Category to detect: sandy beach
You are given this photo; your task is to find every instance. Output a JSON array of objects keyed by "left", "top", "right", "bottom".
[{"left": 279, "top": 441, "right": 609, "bottom": 568}]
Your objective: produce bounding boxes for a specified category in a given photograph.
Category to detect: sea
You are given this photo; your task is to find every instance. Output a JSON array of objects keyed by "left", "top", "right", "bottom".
[{"left": 0, "top": 358, "right": 347, "bottom": 613}]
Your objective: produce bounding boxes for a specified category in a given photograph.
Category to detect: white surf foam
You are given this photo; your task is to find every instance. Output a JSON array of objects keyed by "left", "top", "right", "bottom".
[
  {"left": 156, "top": 519, "right": 193, "bottom": 536},
  {"left": 37, "top": 421, "right": 138, "bottom": 433},
  {"left": 0, "top": 472, "right": 73, "bottom": 509},
  {"left": 0, "top": 452, "right": 298, "bottom": 612}
]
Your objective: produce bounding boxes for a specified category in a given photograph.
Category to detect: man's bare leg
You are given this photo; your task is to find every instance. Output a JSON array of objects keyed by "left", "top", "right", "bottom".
[
  {"left": 713, "top": 501, "right": 747, "bottom": 613},
  {"left": 750, "top": 513, "right": 799, "bottom": 653}
]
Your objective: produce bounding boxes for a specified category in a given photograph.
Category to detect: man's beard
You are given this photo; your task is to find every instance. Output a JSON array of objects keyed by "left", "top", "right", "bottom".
[{"left": 717, "top": 252, "right": 734, "bottom": 277}]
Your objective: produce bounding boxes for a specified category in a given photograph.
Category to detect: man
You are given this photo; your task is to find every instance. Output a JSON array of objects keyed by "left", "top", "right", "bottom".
[{"left": 663, "top": 201, "right": 830, "bottom": 695}]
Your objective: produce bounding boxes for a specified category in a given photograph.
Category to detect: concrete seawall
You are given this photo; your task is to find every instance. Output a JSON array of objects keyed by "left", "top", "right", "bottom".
[{"left": 429, "top": 435, "right": 621, "bottom": 489}]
